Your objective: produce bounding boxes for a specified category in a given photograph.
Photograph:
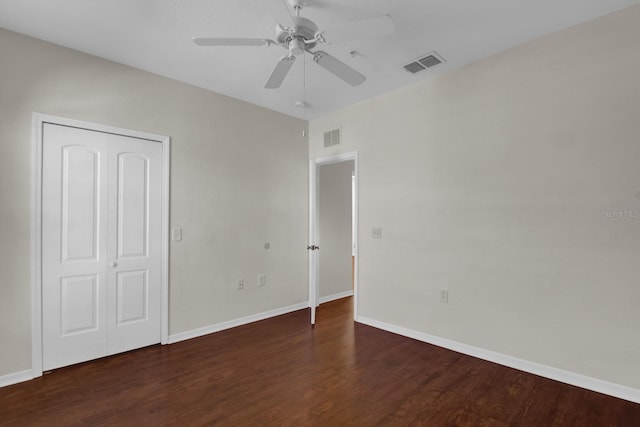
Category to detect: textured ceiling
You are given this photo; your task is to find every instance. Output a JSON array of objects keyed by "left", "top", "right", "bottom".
[{"left": 1, "top": 0, "right": 639, "bottom": 119}]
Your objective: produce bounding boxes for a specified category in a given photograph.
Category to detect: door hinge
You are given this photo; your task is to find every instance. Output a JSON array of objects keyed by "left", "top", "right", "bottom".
[{"left": 307, "top": 245, "right": 320, "bottom": 251}]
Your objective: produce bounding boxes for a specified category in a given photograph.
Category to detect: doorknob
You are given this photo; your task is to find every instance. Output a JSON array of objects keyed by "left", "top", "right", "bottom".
[
  {"left": 307, "top": 245, "right": 319, "bottom": 251},
  {"left": 110, "top": 262, "right": 118, "bottom": 268}
]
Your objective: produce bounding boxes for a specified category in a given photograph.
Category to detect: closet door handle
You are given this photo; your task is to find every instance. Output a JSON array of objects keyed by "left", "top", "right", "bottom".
[{"left": 110, "top": 262, "right": 118, "bottom": 268}]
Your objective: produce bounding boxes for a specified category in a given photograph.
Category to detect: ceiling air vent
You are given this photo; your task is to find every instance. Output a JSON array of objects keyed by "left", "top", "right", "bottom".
[
  {"left": 403, "top": 52, "right": 445, "bottom": 74},
  {"left": 324, "top": 128, "right": 341, "bottom": 147}
]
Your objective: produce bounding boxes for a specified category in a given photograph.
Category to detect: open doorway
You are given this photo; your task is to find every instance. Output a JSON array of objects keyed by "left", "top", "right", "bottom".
[{"left": 308, "top": 152, "right": 358, "bottom": 325}]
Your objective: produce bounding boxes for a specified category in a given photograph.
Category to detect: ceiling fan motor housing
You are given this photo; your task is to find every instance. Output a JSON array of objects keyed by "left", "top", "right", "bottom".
[{"left": 275, "top": 16, "right": 319, "bottom": 51}]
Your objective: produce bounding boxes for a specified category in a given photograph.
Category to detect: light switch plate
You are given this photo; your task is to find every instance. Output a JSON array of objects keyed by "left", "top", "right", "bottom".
[{"left": 172, "top": 227, "right": 183, "bottom": 241}]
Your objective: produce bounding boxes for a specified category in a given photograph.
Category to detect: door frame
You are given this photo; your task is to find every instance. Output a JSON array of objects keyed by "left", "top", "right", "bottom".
[
  {"left": 308, "top": 151, "right": 358, "bottom": 324},
  {"left": 31, "top": 113, "right": 171, "bottom": 376}
]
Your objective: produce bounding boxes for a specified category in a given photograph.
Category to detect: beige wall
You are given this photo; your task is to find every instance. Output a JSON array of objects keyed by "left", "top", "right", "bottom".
[
  {"left": 309, "top": 6, "right": 640, "bottom": 389},
  {"left": 318, "top": 160, "right": 354, "bottom": 299},
  {"left": 0, "top": 28, "right": 308, "bottom": 377}
]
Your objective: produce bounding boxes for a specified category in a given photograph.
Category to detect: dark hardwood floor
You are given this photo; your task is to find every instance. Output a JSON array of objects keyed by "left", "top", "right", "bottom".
[{"left": 1, "top": 297, "right": 639, "bottom": 426}]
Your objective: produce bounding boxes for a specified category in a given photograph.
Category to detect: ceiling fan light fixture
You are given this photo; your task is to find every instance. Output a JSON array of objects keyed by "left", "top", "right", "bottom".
[{"left": 289, "top": 39, "right": 305, "bottom": 56}]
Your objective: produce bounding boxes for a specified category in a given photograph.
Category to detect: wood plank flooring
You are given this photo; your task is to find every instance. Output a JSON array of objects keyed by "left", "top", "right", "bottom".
[{"left": 1, "top": 297, "right": 639, "bottom": 426}]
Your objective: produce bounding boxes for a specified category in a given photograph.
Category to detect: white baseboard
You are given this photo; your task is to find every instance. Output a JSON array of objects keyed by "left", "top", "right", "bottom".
[
  {"left": 357, "top": 316, "right": 640, "bottom": 404},
  {"left": 319, "top": 290, "right": 354, "bottom": 305},
  {"left": 168, "top": 301, "right": 309, "bottom": 344},
  {"left": 0, "top": 369, "right": 33, "bottom": 388},
  {"left": 1, "top": 303, "right": 309, "bottom": 388}
]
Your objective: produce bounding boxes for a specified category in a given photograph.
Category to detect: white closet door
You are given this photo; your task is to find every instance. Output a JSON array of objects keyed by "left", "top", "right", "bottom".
[
  {"left": 42, "top": 124, "right": 110, "bottom": 370},
  {"left": 106, "top": 134, "right": 162, "bottom": 354},
  {"left": 42, "top": 124, "right": 163, "bottom": 370}
]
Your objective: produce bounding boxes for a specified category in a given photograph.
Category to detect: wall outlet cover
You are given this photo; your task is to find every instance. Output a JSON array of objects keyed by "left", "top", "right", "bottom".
[{"left": 440, "top": 289, "right": 449, "bottom": 303}]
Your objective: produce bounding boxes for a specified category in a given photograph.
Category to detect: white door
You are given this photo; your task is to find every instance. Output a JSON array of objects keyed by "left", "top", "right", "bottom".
[
  {"left": 42, "top": 123, "right": 163, "bottom": 370},
  {"left": 317, "top": 160, "right": 354, "bottom": 303},
  {"left": 309, "top": 153, "right": 359, "bottom": 326}
]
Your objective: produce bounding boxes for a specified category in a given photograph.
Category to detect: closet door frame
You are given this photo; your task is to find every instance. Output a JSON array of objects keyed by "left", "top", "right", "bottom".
[{"left": 31, "top": 113, "right": 171, "bottom": 377}]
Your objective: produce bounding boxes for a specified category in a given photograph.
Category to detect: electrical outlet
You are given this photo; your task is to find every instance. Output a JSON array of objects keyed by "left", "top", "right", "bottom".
[
  {"left": 372, "top": 227, "right": 382, "bottom": 239},
  {"left": 172, "top": 227, "right": 183, "bottom": 241},
  {"left": 237, "top": 279, "right": 244, "bottom": 290},
  {"left": 258, "top": 275, "right": 266, "bottom": 286},
  {"left": 440, "top": 289, "right": 449, "bottom": 303}
]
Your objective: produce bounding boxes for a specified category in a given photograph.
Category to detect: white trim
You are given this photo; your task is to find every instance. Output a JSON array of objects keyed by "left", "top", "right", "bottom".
[
  {"left": 319, "top": 290, "right": 354, "bottom": 305},
  {"left": 0, "top": 370, "right": 34, "bottom": 388},
  {"left": 31, "top": 113, "right": 171, "bottom": 377},
  {"left": 168, "top": 302, "right": 308, "bottom": 344},
  {"left": 31, "top": 117, "right": 44, "bottom": 377},
  {"left": 308, "top": 159, "right": 317, "bottom": 324},
  {"left": 357, "top": 316, "right": 640, "bottom": 404},
  {"left": 309, "top": 152, "right": 359, "bottom": 325},
  {"left": 160, "top": 134, "right": 171, "bottom": 345}
]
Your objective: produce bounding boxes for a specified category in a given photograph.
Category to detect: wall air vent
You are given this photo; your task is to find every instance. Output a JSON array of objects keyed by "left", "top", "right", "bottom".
[
  {"left": 323, "top": 128, "right": 341, "bottom": 147},
  {"left": 403, "top": 52, "right": 445, "bottom": 74}
]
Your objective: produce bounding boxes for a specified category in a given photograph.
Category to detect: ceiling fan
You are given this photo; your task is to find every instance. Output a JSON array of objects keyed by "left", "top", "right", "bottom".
[{"left": 193, "top": 0, "right": 394, "bottom": 89}]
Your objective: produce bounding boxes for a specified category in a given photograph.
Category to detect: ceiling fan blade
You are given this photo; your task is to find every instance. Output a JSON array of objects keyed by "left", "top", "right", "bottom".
[
  {"left": 265, "top": 55, "right": 297, "bottom": 89},
  {"left": 192, "top": 37, "right": 276, "bottom": 47},
  {"left": 322, "top": 15, "right": 395, "bottom": 43},
  {"left": 312, "top": 51, "right": 366, "bottom": 87}
]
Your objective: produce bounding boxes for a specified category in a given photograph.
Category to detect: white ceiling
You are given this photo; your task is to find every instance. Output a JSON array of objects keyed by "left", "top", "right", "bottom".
[{"left": 1, "top": 0, "right": 639, "bottom": 120}]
